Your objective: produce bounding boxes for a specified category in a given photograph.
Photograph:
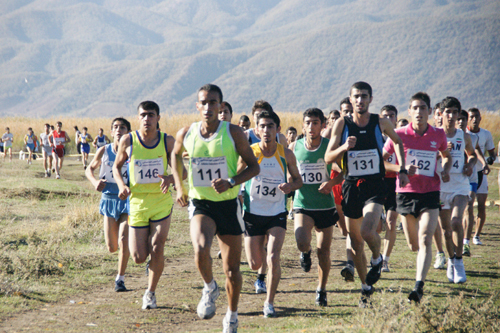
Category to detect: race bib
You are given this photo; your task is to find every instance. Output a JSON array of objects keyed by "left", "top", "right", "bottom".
[
  {"left": 191, "top": 157, "right": 228, "bottom": 187},
  {"left": 406, "top": 149, "right": 436, "bottom": 177},
  {"left": 55, "top": 137, "right": 65, "bottom": 146},
  {"left": 347, "top": 149, "right": 380, "bottom": 176},
  {"left": 250, "top": 176, "right": 284, "bottom": 202},
  {"left": 133, "top": 158, "right": 164, "bottom": 184},
  {"left": 450, "top": 150, "right": 464, "bottom": 174},
  {"left": 101, "top": 161, "right": 128, "bottom": 184},
  {"left": 299, "top": 161, "right": 328, "bottom": 184}
]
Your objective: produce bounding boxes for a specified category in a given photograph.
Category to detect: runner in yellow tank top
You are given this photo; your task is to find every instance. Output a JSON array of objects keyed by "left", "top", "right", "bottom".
[
  {"left": 172, "top": 84, "right": 260, "bottom": 333},
  {"left": 114, "top": 101, "right": 186, "bottom": 311}
]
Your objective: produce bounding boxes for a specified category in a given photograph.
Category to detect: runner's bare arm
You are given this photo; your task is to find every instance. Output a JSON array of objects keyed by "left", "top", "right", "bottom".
[
  {"left": 158, "top": 135, "right": 185, "bottom": 194},
  {"left": 463, "top": 133, "right": 477, "bottom": 176},
  {"left": 325, "top": 117, "right": 352, "bottom": 165},
  {"left": 171, "top": 127, "right": 190, "bottom": 207},
  {"left": 440, "top": 148, "right": 452, "bottom": 183},
  {"left": 212, "top": 125, "right": 260, "bottom": 194},
  {"left": 85, "top": 146, "right": 106, "bottom": 191},
  {"left": 278, "top": 133, "right": 288, "bottom": 146},
  {"left": 113, "top": 134, "right": 131, "bottom": 200},
  {"left": 279, "top": 147, "right": 303, "bottom": 194},
  {"left": 92, "top": 136, "right": 98, "bottom": 147},
  {"left": 380, "top": 118, "right": 409, "bottom": 187}
]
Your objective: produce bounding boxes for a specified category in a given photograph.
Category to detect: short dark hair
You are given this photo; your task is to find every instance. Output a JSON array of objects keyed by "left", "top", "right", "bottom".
[
  {"left": 440, "top": 96, "right": 461, "bottom": 112},
  {"left": 409, "top": 92, "right": 431, "bottom": 110},
  {"left": 286, "top": 126, "right": 297, "bottom": 133},
  {"left": 458, "top": 110, "right": 469, "bottom": 120},
  {"left": 252, "top": 100, "right": 273, "bottom": 115},
  {"left": 468, "top": 107, "right": 480, "bottom": 115},
  {"left": 56, "top": 121, "right": 62, "bottom": 126},
  {"left": 239, "top": 115, "right": 250, "bottom": 122},
  {"left": 333, "top": 110, "right": 341, "bottom": 117},
  {"left": 138, "top": 101, "right": 160, "bottom": 115},
  {"left": 99, "top": 128, "right": 103, "bottom": 131},
  {"left": 350, "top": 81, "right": 372, "bottom": 97},
  {"left": 50, "top": 125, "right": 54, "bottom": 130},
  {"left": 303, "top": 108, "right": 326, "bottom": 124},
  {"left": 44, "top": 123, "right": 50, "bottom": 128},
  {"left": 256, "top": 110, "right": 281, "bottom": 128},
  {"left": 380, "top": 105, "right": 398, "bottom": 117},
  {"left": 198, "top": 84, "right": 223, "bottom": 103},
  {"left": 112, "top": 117, "right": 131, "bottom": 131},
  {"left": 73, "top": 126, "right": 79, "bottom": 131},
  {"left": 397, "top": 118, "right": 409, "bottom": 126},
  {"left": 339, "top": 97, "right": 351, "bottom": 108},
  {"left": 83, "top": 127, "right": 88, "bottom": 131},
  {"left": 28, "top": 127, "right": 33, "bottom": 131},
  {"left": 221, "top": 101, "right": 233, "bottom": 115}
]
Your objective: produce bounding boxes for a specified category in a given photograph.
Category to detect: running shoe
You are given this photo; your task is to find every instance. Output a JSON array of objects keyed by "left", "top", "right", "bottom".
[
  {"left": 462, "top": 244, "right": 471, "bottom": 257},
  {"left": 142, "top": 290, "right": 157, "bottom": 310},
  {"left": 315, "top": 289, "right": 327, "bottom": 306},
  {"left": 434, "top": 253, "right": 446, "bottom": 269},
  {"left": 366, "top": 255, "right": 383, "bottom": 286},
  {"left": 397, "top": 223, "right": 403, "bottom": 231},
  {"left": 300, "top": 250, "right": 312, "bottom": 272},
  {"left": 52, "top": 168, "right": 55, "bottom": 173},
  {"left": 408, "top": 287, "right": 423, "bottom": 303},
  {"left": 381, "top": 260, "right": 390, "bottom": 273},
  {"left": 341, "top": 264, "right": 355, "bottom": 282},
  {"left": 288, "top": 211, "right": 294, "bottom": 220},
  {"left": 447, "top": 258, "right": 455, "bottom": 283},
  {"left": 217, "top": 251, "right": 222, "bottom": 259},
  {"left": 473, "top": 236, "right": 483, "bottom": 245},
  {"left": 197, "top": 281, "right": 220, "bottom": 319},
  {"left": 44, "top": 171, "right": 48, "bottom": 178},
  {"left": 223, "top": 315, "right": 238, "bottom": 333},
  {"left": 115, "top": 280, "right": 127, "bottom": 292},
  {"left": 47, "top": 170, "right": 51, "bottom": 177},
  {"left": 55, "top": 174, "right": 61, "bottom": 179},
  {"left": 359, "top": 286, "right": 374, "bottom": 308},
  {"left": 254, "top": 279, "right": 267, "bottom": 294},
  {"left": 454, "top": 258, "right": 467, "bottom": 284},
  {"left": 263, "top": 302, "right": 276, "bottom": 318}
]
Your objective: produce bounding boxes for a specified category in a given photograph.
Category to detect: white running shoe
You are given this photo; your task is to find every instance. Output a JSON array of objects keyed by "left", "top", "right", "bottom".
[
  {"left": 55, "top": 174, "right": 61, "bottom": 179},
  {"left": 254, "top": 279, "right": 267, "bottom": 294},
  {"left": 142, "top": 290, "right": 157, "bottom": 310},
  {"left": 223, "top": 315, "right": 238, "bottom": 333},
  {"left": 263, "top": 302, "right": 276, "bottom": 318},
  {"left": 381, "top": 260, "right": 390, "bottom": 273},
  {"left": 434, "top": 253, "right": 446, "bottom": 269},
  {"left": 197, "top": 281, "right": 220, "bottom": 319},
  {"left": 473, "top": 236, "right": 483, "bottom": 245},
  {"left": 454, "top": 258, "right": 467, "bottom": 284},
  {"left": 447, "top": 258, "right": 455, "bottom": 283}
]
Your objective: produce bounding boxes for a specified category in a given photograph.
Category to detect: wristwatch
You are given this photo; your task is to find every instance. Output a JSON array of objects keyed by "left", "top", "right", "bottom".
[
  {"left": 227, "top": 178, "right": 236, "bottom": 188},
  {"left": 399, "top": 167, "right": 408, "bottom": 174}
]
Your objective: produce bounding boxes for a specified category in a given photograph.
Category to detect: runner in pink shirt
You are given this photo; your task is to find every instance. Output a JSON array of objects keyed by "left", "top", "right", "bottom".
[{"left": 383, "top": 92, "right": 451, "bottom": 303}]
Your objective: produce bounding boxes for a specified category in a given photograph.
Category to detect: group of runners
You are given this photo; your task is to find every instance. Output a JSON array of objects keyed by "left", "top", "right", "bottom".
[{"left": 70, "top": 82, "right": 496, "bottom": 333}]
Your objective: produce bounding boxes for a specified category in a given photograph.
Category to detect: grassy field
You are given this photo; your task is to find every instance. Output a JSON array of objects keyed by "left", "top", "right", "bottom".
[{"left": 1, "top": 151, "right": 500, "bottom": 331}]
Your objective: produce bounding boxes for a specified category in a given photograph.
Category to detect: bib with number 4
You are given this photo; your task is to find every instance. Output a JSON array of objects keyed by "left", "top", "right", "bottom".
[
  {"left": 134, "top": 158, "right": 164, "bottom": 184},
  {"left": 450, "top": 150, "right": 464, "bottom": 174},
  {"left": 406, "top": 149, "right": 436, "bottom": 177},
  {"left": 299, "top": 162, "right": 327, "bottom": 184},
  {"left": 101, "top": 161, "right": 128, "bottom": 184},
  {"left": 347, "top": 149, "right": 380, "bottom": 176},
  {"left": 191, "top": 157, "right": 228, "bottom": 187},
  {"left": 250, "top": 176, "right": 283, "bottom": 202}
]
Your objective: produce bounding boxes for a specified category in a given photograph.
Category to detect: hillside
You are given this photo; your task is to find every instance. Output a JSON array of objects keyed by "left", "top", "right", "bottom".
[{"left": 0, "top": 0, "right": 499, "bottom": 117}]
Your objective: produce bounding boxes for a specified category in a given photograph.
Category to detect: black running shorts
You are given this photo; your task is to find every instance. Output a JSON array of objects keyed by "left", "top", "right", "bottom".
[
  {"left": 243, "top": 211, "right": 287, "bottom": 237},
  {"left": 188, "top": 198, "right": 244, "bottom": 236},
  {"left": 293, "top": 208, "right": 338, "bottom": 229},
  {"left": 341, "top": 178, "right": 387, "bottom": 219},
  {"left": 396, "top": 191, "right": 441, "bottom": 218}
]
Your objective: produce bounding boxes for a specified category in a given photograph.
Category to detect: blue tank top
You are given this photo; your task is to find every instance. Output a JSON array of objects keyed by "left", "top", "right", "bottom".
[
  {"left": 99, "top": 144, "right": 129, "bottom": 195},
  {"left": 97, "top": 135, "right": 106, "bottom": 148}
]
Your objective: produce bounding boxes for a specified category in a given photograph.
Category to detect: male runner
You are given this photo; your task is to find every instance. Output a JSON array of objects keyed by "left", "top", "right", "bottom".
[
  {"left": 397, "top": 119, "right": 409, "bottom": 128},
  {"left": 326, "top": 82, "right": 408, "bottom": 307},
  {"left": 467, "top": 108, "right": 496, "bottom": 246},
  {"left": 384, "top": 92, "right": 451, "bottom": 302},
  {"left": 339, "top": 97, "right": 353, "bottom": 118},
  {"left": 114, "top": 101, "right": 180, "bottom": 310},
  {"left": 40, "top": 124, "right": 53, "bottom": 177},
  {"left": 74, "top": 126, "right": 82, "bottom": 157},
  {"left": 240, "top": 110, "right": 302, "bottom": 317},
  {"left": 24, "top": 128, "right": 37, "bottom": 165},
  {"left": 79, "top": 127, "right": 93, "bottom": 169},
  {"left": 286, "top": 127, "right": 297, "bottom": 147},
  {"left": 291, "top": 108, "right": 340, "bottom": 306},
  {"left": 93, "top": 128, "right": 110, "bottom": 149},
  {"left": 2, "top": 127, "right": 13, "bottom": 161},
  {"left": 437, "top": 97, "right": 476, "bottom": 284},
  {"left": 238, "top": 115, "right": 251, "bottom": 130},
  {"left": 246, "top": 100, "right": 287, "bottom": 146},
  {"left": 219, "top": 101, "right": 233, "bottom": 122},
  {"left": 86, "top": 118, "right": 131, "bottom": 292},
  {"left": 49, "top": 122, "right": 70, "bottom": 179},
  {"left": 171, "top": 84, "right": 259, "bottom": 333}
]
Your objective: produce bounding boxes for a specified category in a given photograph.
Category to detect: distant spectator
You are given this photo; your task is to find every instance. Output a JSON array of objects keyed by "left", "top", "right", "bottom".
[{"left": 74, "top": 125, "right": 81, "bottom": 155}]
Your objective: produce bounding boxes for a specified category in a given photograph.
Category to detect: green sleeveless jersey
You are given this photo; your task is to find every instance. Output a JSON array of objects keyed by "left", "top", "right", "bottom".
[
  {"left": 129, "top": 131, "right": 172, "bottom": 197},
  {"left": 293, "top": 137, "right": 334, "bottom": 210},
  {"left": 184, "top": 121, "right": 240, "bottom": 201}
]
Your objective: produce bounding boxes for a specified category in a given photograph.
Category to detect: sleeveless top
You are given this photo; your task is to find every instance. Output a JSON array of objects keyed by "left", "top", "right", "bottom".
[
  {"left": 439, "top": 129, "right": 469, "bottom": 193},
  {"left": 128, "top": 130, "right": 171, "bottom": 196},
  {"left": 99, "top": 144, "right": 129, "bottom": 195},
  {"left": 25, "top": 133, "right": 35, "bottom": 145},
  {"left": 80, "top": 134, "right": 90, "bottom": 145},
  {"left": 52, "top": 131, "right": 67, "bottom": 148},
  {"left": 243, "top": 143, "right": 287, "bottom": 216},
  {"left": 184, "top": 121, "right": 239, "bottom": 201},
  {"left": 293, "top": 137, "right": 334, "bottom": 210},
  {"left": 96, "top": 135, "right": 106, "bottom": 148},
  {"left": 341, "top": 114, "right": 385, "bottom": 181}
]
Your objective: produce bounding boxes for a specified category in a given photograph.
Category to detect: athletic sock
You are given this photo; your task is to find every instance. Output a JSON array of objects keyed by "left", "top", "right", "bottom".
[
  {"left": 464, "top": 239, "right": 470, "bottom": 245},
  {"left": 415, "top": 281, "right": 424, "bottom": 289},
  {"left": 371, "top": 255, "right": 382, "bottom": 266},
  {"left": 361, "top": 283, "right": 371, "bottom": 291},
  {"left": 382, "top": 255, "right": 390, "bottom": 262},
  {"left": 347, "top": 260, "right": 354, "bottom": 267},
  {"left": 146, "top": 290, "right": 155, "bottom": 295},
  {"left": 204, "top": 279, "right": 216, "bottom": 291},
  {"left": 115, "top": 274, "right": 125, "bottom": 282},
  {"left": 226, "top": 308, "right": 238, "bottom": 321},
  {"left": 455, "top": 256, "right": 462, "bottom": 261},
  {"left": 257, "top": 274, "right": 266, "bottom": 282}
]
